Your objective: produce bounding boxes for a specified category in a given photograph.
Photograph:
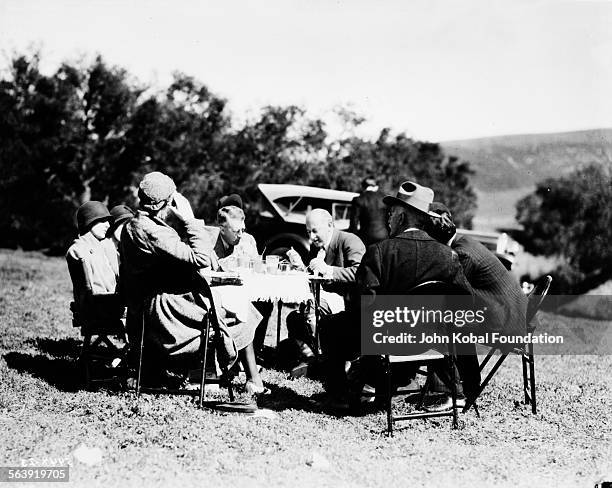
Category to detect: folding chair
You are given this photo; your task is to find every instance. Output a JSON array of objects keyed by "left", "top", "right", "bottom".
[
  {"left": 462, "top": 275, "right": 552, "bottom": 415},
  {"left": 384, "top": 281, "right": 469, "bottom": 435},
  {"left": 66, "top": 256, "right": 128, "bottom": 389},
  {"left": 135, "top": 273, "right": 237, "bottom": 408}
]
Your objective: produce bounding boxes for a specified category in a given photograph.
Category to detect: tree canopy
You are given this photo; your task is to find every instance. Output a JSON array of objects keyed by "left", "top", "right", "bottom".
[
  {"left": 0, "top": 52, "right": 477, "bottom": 252},
  {"left": 516, "top": 163, "right": 612, "bottom": 291}
]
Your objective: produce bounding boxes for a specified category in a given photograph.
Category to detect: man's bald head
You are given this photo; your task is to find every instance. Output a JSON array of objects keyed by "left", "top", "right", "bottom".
[{"left": 306, "top": 209, "right": 334, "bottom": 249}]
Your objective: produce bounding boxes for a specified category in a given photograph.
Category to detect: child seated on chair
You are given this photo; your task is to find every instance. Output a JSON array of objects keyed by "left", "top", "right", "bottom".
[{"left": 66, "top": 201, "right": 120, "bottom": 308}]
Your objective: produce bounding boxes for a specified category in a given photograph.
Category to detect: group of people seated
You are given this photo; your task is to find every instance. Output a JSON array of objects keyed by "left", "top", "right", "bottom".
[{"left": 67, "top": 171, "right": 527, "bottom": 413}]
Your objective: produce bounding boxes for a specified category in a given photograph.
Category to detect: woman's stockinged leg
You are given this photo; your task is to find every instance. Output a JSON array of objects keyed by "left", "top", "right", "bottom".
[{"left": 240, "top": 342, "right": 264, "bottom": 390}]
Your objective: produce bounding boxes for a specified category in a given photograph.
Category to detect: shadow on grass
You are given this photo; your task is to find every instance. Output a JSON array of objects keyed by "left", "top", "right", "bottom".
[
  {"left": 26, "top": 337, "right": 82, "bottom": 359},
  {"left": 3, "top": 351, "right": 82, "bottom": 392}
]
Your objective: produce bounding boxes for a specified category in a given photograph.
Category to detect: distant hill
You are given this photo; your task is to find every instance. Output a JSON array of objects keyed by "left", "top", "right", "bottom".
[
  {"left": 442, "top": 128, "right": 612, "bottom": 191},
  {"left": 441, "top": 128, "right": 612, "bottom": 231}
]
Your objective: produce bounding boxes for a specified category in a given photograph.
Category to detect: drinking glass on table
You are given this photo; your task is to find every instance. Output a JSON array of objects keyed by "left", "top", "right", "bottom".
[
  {"left": 252, "top": 256, "right": 265, "bottom": 273},
  {"left": 237, "top": 255, "right": 252, "bottom": 273},
  {"left": 221, "top": 256, "right": 238, "bottom": 272},
  {"left": 265, "top": 255, "right": 279, "bottom": 274}
]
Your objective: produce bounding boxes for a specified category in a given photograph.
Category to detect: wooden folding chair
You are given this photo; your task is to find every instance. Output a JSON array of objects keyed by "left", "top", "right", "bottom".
[
  {"left": 462, "top": 275, "right": 553, "bottom": 415},
  {"left": 384, "top": 281, "right": 469, "bottom": 435},
  {"left": 66, "top": 256, "right": 128, "bottom": 389},
  {"left": 135, "top": 273, "right": 237, "bottom": 408}
]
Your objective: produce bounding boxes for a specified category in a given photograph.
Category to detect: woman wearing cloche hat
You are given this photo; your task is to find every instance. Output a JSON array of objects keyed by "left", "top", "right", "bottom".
[{"left": 66, "top": 201, "right": 120, "bottom": 305}]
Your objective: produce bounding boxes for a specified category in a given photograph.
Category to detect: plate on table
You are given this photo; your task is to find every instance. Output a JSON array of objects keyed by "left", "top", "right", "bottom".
[{"left": 200, "top": 270, "right": 243, "bottom": 286}]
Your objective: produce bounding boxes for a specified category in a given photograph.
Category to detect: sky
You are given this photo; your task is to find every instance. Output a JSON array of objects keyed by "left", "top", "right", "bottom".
[{"left": 1, "top": 0, "right": 611, "bottom": 142}]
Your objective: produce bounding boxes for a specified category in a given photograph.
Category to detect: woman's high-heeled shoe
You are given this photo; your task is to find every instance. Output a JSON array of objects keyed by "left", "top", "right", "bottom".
[{"left": 245, "top": 380, "right": 270, "bottom": 395}]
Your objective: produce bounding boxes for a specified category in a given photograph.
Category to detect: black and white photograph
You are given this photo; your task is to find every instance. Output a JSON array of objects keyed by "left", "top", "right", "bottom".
[{"left": 0, "top": 1, "right": 611, "bottom": 486}]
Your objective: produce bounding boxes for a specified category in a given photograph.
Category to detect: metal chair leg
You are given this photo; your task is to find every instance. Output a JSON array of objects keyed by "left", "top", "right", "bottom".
[
  {"left": 527, "top": 343, "right": 537, "bottom": 414},
  {"left": 136, "top": 313, "right": 145, "bottom": 398},
  {"left": 463, "top": 354, "right": 507, "bottom": 413},
  {"left": 276, "top": 299, "right": 283, "bottom": 349},
  {"left": 82, "top": 334, "right": 92, "bottom": 390},
  {"left": 448, "top": 344, "right": 459, "bottom": 429},
  {"left": 522, "top": 353, "right": 529, "bottom": 405},
  {"left": 199, "top": 316, "right": 211, "bottom": 408},
  {"left": 385, "top": 356, "right": 393, "bottom": 437}
]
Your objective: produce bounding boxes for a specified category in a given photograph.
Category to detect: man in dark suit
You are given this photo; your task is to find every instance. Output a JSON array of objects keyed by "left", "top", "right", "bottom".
[
  {"left": 321, "top": 181, "right": 472, "bottom": 408},
  {"left": 349, "top": 176, "right": 389, "bottom": 245},
  {"left": 288, "top": 208, "right": 366, "bottom": 311},
  {"left": 427, "top": 202, "right": 527, "bottom": 336},
  {"left": 284, "top": 209, "right": 365, "bottom": 377},
  {"left": 424, "top": 202, "right": 528, "bottom": 411}
]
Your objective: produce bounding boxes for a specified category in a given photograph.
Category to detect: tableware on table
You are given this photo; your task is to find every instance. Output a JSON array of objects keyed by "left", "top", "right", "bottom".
[
  {"left": 237, "top": 255, "right": 252, "bottom": 274},
  {"left": 252, "top": 257, "right": 265, "bottom": 274},
  {"left": 278, "top": 263, "right": 290, "bottom": 274},
  {"left": 222, "top": 256, "right": 238, "bottom": 272},
  {"left": 265, "top": 255, "right": 279, "bottom": 275}
]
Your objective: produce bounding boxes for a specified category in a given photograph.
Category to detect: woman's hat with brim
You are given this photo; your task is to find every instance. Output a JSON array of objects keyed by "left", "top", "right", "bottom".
[
  {"left": 383, "top": 181, "right": 441, "bottom": 217},
  {"left": 109, "top": 205, "right": 135, "bottom": 230},
  {"left": 76, "top": 201, "right": 112, "bottom": 234}
]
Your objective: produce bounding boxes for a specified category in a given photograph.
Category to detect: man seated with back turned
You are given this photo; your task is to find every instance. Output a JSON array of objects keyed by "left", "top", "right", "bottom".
[
  {"left": 321, "top": 181, "right": 473, "bottom": 408},
  {"left": 423, "top": 201, "right": 528, "bottom": 411}
]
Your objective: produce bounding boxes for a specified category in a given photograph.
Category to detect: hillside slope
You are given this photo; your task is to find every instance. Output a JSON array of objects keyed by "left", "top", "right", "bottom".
[
  {"left": 442, "top": 128, "right": 612, "bottom": 230},
  {"left": 443, "top": 128, "right": 612, "bottom": 190}
]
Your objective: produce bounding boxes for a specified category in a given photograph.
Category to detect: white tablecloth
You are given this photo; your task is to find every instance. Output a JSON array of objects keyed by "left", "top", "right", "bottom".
[{"left": 202, "top": 272, "right": 314, "bottom": 323}]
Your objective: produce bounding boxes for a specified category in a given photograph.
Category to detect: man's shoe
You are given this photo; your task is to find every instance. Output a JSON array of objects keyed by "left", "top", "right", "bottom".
[
  {"left": 289, "top": 361, "right": 310, "bottom": 379},
  {"left": 424, "top": 395, "right": 466, "bottom": 413}
]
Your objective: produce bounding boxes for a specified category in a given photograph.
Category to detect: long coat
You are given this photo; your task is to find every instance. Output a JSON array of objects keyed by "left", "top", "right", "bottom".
[
  {"left": 66, "top": 232, "right": 119, "bottom": 306},
  {"left": 120, "top": 211, "right": 255, "bottom": 359},
  {"left": 452, "top": 234, "right": 527, "bottom": 335}
]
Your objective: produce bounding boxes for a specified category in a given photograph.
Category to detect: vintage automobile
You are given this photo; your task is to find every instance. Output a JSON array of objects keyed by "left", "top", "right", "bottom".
[{"left": 250, "top": 183, "right": 520, "bottom": 269}]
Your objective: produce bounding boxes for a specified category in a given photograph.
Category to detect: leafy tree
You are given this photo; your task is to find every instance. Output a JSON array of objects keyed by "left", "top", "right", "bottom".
[
  {"left": 325, "top": 129, "right": 477, "bottom": 227},
  {"left": 0, "top": 51, "right": 478, "bottom": 251},
  {"left": 516, "top": 163, "right": 612, "bottom": 289}
]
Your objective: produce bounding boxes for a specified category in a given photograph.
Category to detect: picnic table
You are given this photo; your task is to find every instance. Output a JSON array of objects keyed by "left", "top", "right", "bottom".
[{"left": 199, "top": 269, "right": 332, "bottom": 353}]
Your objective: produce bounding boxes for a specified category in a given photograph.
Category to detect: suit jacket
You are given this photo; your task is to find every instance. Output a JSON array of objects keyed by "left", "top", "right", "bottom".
[
  {"left": 350, "top": 190, "right": 389, "bottom": 245},
  {"left": 308, "top": 229, "right": 366, "bottom": 297},
  {"left": 356, "top": 229, "right": 471, "bottom": 300},
  {"left": 452, "top": 234, "right": 527, "bottom": 335}
]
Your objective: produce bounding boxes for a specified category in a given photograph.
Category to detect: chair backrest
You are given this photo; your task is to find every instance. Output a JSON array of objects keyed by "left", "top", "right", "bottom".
[
  {"left": 407, "top": 280, "right": 470, "bottom": 296},
  {"left": 191, "top": 271, "right": 239, "bottom": 369},
  {"left": 66, "top": 254, "right": 94, "bottom": 300},
  {"left": 526, "top": 275, "right": 552, "bottom": 326}
]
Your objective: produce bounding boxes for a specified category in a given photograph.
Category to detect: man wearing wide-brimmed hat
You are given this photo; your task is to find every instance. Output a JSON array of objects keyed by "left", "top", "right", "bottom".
[
  {"left": 320, "top": 181, "right": 473, "bottom": 409},
  {"left": 359, "top": 180, "right": 470, "bottom": 296}
]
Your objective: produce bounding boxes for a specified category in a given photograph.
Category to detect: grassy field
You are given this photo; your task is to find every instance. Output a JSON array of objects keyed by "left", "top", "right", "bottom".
[{"left": 1, "top": 249, "right": 611, "bottom": 487}]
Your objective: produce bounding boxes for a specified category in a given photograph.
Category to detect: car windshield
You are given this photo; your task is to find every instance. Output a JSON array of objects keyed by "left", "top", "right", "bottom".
[{"left": 274, "top": 196, "right": 336, "bottom": 216}]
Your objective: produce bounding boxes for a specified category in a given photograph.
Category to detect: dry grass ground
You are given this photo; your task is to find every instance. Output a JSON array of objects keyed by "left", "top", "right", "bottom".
[{"left": 1, "top": 249, "right": 611, "bottom": 488}]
